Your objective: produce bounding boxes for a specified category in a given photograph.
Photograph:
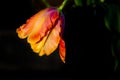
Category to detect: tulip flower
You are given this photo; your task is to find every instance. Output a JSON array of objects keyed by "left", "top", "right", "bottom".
[{"left": 16, "top": 7, "right": 66, "bottom": 63}]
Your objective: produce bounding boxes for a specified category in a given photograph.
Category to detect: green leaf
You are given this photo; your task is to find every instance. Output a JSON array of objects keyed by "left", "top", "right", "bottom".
[
  {"left": 111, "top": 45, "right": 115, "bottom": 57},
  {"left": 104, "top": 16, "right": 111, "bottom": 31},
  {"left": 100, "top": 0, "right": 104, "bottom": 3},
  {"left": 111, "top": 44, "right": 119, "bottom": 72},
  {"left": 104, "top": 4, "right": 120, "bottom": 33},
  {"left": 74, "top": 0, "right": 82, "bottom": 6},
  {"left": 117, "top": 39, "right": 120, "bottom": 52},
  {"left": 86, "top": 0, "right": 95, "bottom": 6},
  {"left": 114, "top": 59, "right": 118, "bottom": 71}
]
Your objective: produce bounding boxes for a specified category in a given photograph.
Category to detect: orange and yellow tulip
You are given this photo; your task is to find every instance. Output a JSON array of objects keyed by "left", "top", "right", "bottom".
[{"left": 16, "top": 8, "right": 66, "bottom": 63}]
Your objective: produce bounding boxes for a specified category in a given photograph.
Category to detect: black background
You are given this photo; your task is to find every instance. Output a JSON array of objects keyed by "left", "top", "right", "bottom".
[{"left": 0, "top": 0, "right": 119, "bottom": 79}]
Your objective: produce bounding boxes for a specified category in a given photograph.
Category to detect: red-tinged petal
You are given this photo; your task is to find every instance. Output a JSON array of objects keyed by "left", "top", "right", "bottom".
[
  {"left": 27, "top": 9, "right": 59, "bottom": 44},
  {"left": 59, "top": 38, "right": 66, "bottom": 63},
  {"left": 39, "top": 20, "right": 61, "bottom": 56},
  {"left": 16, "top": 8, "right": 49, "bottom": 39},
  {"left": 50, "top": 11, "right": 60, "bottom": 24},
  {"left": 30, "top": 31, "right": 49, "bottom": 54}
]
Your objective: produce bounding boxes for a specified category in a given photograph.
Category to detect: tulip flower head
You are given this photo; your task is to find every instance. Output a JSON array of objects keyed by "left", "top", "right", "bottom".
[{"left": 16, "top": 7, "right": 66, "bottom": 63}]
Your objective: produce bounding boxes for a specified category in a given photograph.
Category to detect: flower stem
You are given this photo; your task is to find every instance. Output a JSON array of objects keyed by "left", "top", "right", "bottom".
[
  {"left": 42, "top": 0, "right": 50, "bottom": 7},
  {"left": 58, "top": 0, "right": 68, "bottom": 12}
]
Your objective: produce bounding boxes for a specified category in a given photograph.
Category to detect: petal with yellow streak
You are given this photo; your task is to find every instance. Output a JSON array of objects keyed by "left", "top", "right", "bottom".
[
  {"left": 27, "top": 15, "right": 51, "bottom": 44},
  {"left": 30, "top": 31, "right": 49, "bottom": 54},
  {"left": 39, "top": 20, "right": 61, "bottom": 56}
]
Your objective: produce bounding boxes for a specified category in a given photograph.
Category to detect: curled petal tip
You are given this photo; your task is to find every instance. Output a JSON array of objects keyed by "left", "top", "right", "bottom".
[
  {"left": 39, "top": 50, "right": 45, "bottom": 56},
  {"left": 16, "top": 24, "right": 27, "bottom": 39}
]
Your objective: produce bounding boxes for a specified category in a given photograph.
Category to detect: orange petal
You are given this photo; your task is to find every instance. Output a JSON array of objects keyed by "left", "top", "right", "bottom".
[
  {"left": 39, "top": 20, "right": 61, "bottom": 56},
  {"left": 59, "top": 38, "right": 66, "bottom": 63},
  {"left": 16, "top": 8, "right": 49, "bottom": 39},
  {"left": 27, "top": 9, "right": 59, "bottom": 44},
  {"left": 27, "top": 15, "right": 51, "bottom": 44}
]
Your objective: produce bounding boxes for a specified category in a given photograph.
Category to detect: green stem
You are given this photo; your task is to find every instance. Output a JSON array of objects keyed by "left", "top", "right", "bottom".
[
  {"left": 42, "top": 0, "right": 50, "bottom": 7},
  {"left": 58, "top": 0, "right": 68, "bottom": 12}
]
